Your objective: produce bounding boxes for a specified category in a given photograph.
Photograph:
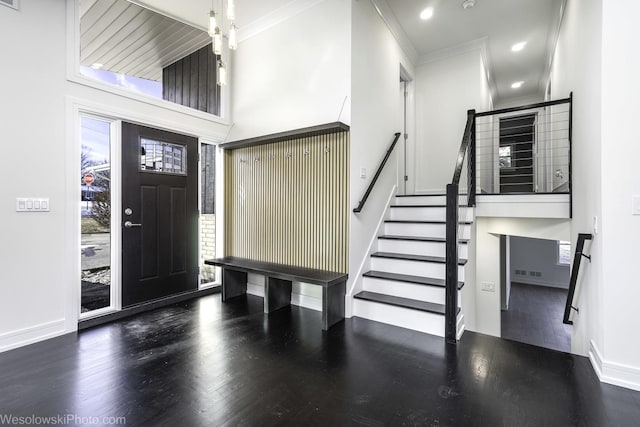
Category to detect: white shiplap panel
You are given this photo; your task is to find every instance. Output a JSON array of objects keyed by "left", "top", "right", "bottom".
[{"left": 79, "top": 0, "right": 210, "bottom": 81}]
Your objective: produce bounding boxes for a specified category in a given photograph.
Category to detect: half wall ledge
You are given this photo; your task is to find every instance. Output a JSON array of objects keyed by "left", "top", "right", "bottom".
[{"left": 220, "top": 122, "right": 350, "bottom": 150}]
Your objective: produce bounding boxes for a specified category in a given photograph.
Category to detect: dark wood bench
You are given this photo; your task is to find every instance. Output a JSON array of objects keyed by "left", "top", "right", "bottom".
[{"left": 204, "top": 257, "right": 348, "bottom": 330}]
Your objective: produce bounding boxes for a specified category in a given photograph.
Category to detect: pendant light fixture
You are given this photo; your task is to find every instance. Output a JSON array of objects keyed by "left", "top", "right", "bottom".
[
  {"left": 227, "top": 0, "right": 235, "bottom": 21},
  {"left": 217, "top": 60, "right": 227, "bottom": 86},
  {"left": 208, "top": 0, "right": 237, "bottom": 85},
  {"left": 208, "top": 11, "right": 217, "bottom": 36}
]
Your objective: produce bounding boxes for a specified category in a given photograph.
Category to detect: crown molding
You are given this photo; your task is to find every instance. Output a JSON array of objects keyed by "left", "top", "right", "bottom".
[
  {"left": 418, "top": 37, "right": 496, "bottom": 103},
  {"left": 368, "top": 0, "right": 419, "bottom": 65},
  {"left": 541, "top": 0, "right": 568, "bottom": 96},
  {"left": 237, "top": 0, "right": 327, "bottom": 43}
]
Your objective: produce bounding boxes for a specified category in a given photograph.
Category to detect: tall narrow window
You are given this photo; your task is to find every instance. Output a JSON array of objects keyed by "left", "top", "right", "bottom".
[
  {"left": 80, "top": 117, "right": 112, "bottom": 314},
  {"left": 200, "top": 143, "right": 217, "bottom": 285},
  {"left": 558, "top": 241, "right": 571, "bottom": 265}
]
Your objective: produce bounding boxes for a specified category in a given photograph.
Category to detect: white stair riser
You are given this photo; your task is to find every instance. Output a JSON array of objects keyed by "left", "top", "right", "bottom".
[
  {"left": 370, "top": 257, "right": 465, "bottom": 281},
  {"left": 384, "top": 223, "right": 472, "bottom": 239},
  {"left": 353, "top": 299, "right": 445, "bottom": 336},
  {"left": 377, "top": 239, "right": 468, "bottom": 259},
  {"left": 390, "top": 207, "right": 474, "bottom": 222},
  {"left": 362, "top": 277, "right": 463, "bottom": 305},
  {"left": 394, "top": 195, "right": 468, "bottom": 206}
]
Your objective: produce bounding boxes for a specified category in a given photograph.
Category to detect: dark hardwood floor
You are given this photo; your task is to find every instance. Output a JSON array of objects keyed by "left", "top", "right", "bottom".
[
  {"left": 501, "top": 282, "right": 571, "bottom": 352},
  {"left": 1, "top": 294, "right": 639, "bottom": 426}
]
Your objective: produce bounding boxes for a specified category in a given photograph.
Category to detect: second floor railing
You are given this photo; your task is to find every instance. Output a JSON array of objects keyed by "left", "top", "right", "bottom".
[{"left": 445, "top": 95, "right": 573, "bottom": 343}]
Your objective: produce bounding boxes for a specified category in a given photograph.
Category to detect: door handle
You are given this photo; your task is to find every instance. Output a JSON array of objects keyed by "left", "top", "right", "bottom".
[{"left": 124, "top": 221, "right": 142, "bottom": 228}]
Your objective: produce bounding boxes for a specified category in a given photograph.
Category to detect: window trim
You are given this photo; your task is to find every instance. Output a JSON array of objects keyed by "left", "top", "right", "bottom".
[{"left": 65, "top": 0, "right": 230, "bottom": 126}]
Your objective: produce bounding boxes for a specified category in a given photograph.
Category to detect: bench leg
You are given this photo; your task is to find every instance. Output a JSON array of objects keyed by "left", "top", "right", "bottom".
[
  {"left": 222, "top": 268, "right": 247, "bottom": 302},
  {"left": 265, "top": 277, "right": 292, "bottom": 313},
  {"left": 322, "top": 281, "right": 346, "bottom": 331}
]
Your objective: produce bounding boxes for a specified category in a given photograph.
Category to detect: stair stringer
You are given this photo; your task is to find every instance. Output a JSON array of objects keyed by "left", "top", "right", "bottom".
[{"left": 345, "top": 185, "right": 397, "bottom": 318}]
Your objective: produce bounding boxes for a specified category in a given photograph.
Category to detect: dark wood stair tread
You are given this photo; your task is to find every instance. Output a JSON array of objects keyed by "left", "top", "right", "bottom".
[
  {"left": 363, "top": 270, "right": 464, "bottom": 289},
  {"left": 371, "top": 252, "right": 468, "bottom": 266},
  {"left": 378, "top": 235, "right": 469, "bottom": 244},
  {"left": 384, "top": 220, "right": 473, "bottom": 225},
  {"left": 354, "top": 291, "right": 461, "bottom": 315},
  {"left": 396, "top": 194, "right": 468, "bottom": 197},
  {"left": 390, "top": 204, "right": 446, "bottom": 208}
]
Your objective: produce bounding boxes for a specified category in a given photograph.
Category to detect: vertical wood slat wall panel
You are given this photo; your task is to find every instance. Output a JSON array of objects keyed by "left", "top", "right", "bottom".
[
  {"left": 161, "top": 43, "right": 220, "bottom": 116},
  {"left": 224, "top": 131, "right": 349, "bottom": 273}
]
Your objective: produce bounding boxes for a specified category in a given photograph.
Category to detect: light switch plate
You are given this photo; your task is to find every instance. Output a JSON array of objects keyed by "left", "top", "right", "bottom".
[
  {"left": 360, "top": 168, "right": 366, "bottom": 179},
  {"left": 633, "top": 195, "right": 640, "bottom": 215},
  {"left": 16, "top": 198, "right": 50, "bottom": 212}
]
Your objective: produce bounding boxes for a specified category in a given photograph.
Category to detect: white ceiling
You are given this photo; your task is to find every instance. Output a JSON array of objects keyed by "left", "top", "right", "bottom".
[
  {"left": 385, "top": 0, "right": 566, "bottom": 104},
  {"left": 88, "top": 0, "right": 565, "bottom": 102}
]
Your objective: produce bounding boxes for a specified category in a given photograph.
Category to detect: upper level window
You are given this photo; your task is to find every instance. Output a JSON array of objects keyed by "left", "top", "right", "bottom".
[
  {"left": 558, "top": 241, "right": 571, "bottom": 265},
  {"left": 499, "top": 146, "right": 512, "bottom": 168},
  {"left": 78, "top": 0, "right": 221, "bottom": 116}
]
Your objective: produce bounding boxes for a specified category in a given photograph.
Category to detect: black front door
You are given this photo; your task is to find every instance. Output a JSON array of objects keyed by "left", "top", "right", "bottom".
[{"left": 121, "top": 123, "right": 199, "bottom": 307}]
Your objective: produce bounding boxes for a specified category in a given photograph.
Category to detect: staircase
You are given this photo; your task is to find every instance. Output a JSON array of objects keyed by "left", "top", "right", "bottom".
[{"left": 352, "top": 193, "right": 473, "bottom": 338}]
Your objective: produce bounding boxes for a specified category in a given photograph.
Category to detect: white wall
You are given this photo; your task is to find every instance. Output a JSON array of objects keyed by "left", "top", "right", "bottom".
[
  {"left": 414, "top": 50, "right": 492, "bottom": 192},
  {"left": 549, "top": 0, "right": 603, "bottom": 362},
  {"left": 473, "top": 217, "right": 570, "bottom": 336},
  {"left": 550, "top": 0, "right": 640, "bottom": 391},
  {"left": 599, "top": 0, "right": 640, "bottom": 390},
  {"left": 229, "top": 0, "right": 351, "bottom": 141},
  {"left": 0, "top": 1, "right": 229, "bottom": 352},
  {"left": 509, "top": 236, "right": 569, "bottom": 289},
  {"left": 346, "top": 0, "right": 415, "bottom": 313}
]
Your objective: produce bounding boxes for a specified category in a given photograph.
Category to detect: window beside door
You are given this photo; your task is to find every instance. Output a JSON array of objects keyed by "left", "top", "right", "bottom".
[
  {"left": 80, "top": 116, "right": 113, "bottom": 315},
  {"left": 200, "top": 143, "right": 217, "bottom": 286}
]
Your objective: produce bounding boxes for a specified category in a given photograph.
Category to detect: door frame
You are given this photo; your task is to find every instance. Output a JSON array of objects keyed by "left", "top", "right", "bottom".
[
  {"left": 66, "top": 96, "right": 226, "bottom": 324},
  {"left": 398, "top": 64, "right": 415, "bottom": 195}
]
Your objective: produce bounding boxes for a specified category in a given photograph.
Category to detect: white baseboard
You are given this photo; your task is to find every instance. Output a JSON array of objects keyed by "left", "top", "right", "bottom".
[
  {"left": 247, "top": 284, "right": 265, "bottom": 297},
  {"left": 291, "top": 294, "right": 322, "bottom": 312},
  {"left": 589, "top": 340, "right": 640, "bottom": 391},
  {"left": 247, "top": 282, "right": 322, "bottom": 313},
  {"left": 0, "top": 319, "right": 67, "bottom": 353}
]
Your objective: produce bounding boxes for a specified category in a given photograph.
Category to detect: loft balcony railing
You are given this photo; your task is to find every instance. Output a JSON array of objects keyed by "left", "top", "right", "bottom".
[{"left": 445, "top": 94, "right": 573, "bottom": 343}]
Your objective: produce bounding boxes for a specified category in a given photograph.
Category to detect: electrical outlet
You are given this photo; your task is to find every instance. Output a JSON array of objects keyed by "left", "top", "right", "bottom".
[{"left": 481, "top": 282, "right": 495, "bottom": 292}]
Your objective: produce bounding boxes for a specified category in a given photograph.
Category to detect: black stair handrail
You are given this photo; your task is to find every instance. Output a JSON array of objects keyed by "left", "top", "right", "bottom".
[
  {"left": 563, "top": 233, "right": 593, "bottom": 325},
  {"left": 353, "top": 132, "right": 402, "bottom": 213},
  {"left": 445, "top": 109, "right": 476, "bottom": 344}
]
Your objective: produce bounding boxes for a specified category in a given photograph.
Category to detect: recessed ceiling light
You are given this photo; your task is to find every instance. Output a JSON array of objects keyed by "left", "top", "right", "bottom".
[
  {"left": 511, "top": 42, "right": 527, "bottom": 52},
  {"left": 420, "top": 7, "right": 434, "bottom": 20},
  {"left": 462, "top": 0, "right": 476, "bottom": 9},
  {"left": 90, "top": 63, "right": 103, "bottom": 69},
  {"left": 511, "top": 81, "right": 524, "bottom": 89}
]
